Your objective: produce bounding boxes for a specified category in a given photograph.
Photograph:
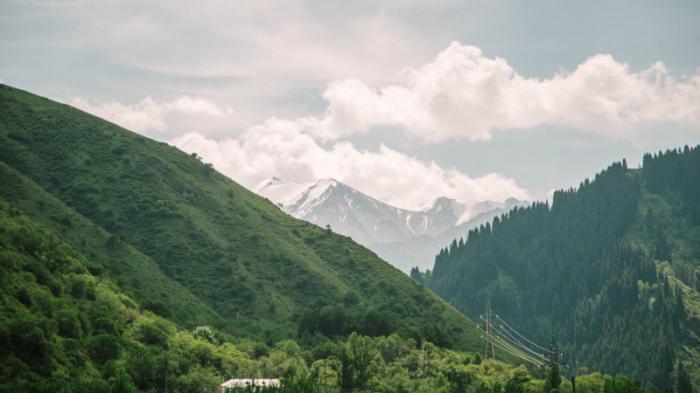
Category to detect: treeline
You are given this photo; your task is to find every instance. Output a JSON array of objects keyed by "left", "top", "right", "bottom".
[
  {"left": 643, "top": 145, "right": 700, "bottom": 224},
  {"left": 297, "top": 303, "right": 454, "bottom": 348},
  {"left": 0, "top": 200, "right": 608, "bottom": 392},
  {"left": 0, "top": 196, "right": 668, "bottom": 393},
  {"left": 426, "top": 149, "right": 700, "bottom": 388},
  {"left": 642, "top": 145, "right": 700, "bottom": 294},
  {"left": 0, "top": 188, "right": 684, "bottom": 393}
]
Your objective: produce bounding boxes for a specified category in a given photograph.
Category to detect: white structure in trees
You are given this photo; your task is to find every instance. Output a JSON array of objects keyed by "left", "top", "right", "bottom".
[{"left": 220, "top": 378, "right": 280, "bottom": 392}]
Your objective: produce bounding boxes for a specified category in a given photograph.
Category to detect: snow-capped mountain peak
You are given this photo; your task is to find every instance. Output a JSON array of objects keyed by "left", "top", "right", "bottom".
[
  {"left": 254, "top": 177, "right": 527, "bottom": 272},
  {"left": 254, "top": 177, "right": 314, "bottom": 207},
  {"left": 286, "top": 178, "right": 342, "bottom": 218}
]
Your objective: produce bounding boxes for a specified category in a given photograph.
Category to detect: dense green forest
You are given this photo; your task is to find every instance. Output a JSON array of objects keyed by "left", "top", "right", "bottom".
[
  {"left": 425, "top": 146, "right": 700, "bottom": 389},
  {"left": 0, "top": 199, "right": 668, "bottom": 392}
]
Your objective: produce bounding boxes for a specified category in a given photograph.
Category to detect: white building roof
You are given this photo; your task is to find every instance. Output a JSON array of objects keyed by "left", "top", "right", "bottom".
[{"left": 221, "top": 378, "right": 281, "bottom": 388}]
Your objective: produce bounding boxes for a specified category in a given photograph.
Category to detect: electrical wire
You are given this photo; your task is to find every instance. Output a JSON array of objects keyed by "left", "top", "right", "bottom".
[
  {"left": 480, "top": 313, "right": 570, "bottom": 369},
  {"left": 492, "top": 334, "right": 547, "bottom": 367},
  {"left": 491, "top": 323, "right": 548, "bottom": 361},
  {"left": 480, "top": 316, "right": 546, "bottom": 367},
  {"left": 489, "top": 336, "right": 546, "bottom": 367},
  {"left": 494, "top": 313, "right": 554, "bottom": 354}
]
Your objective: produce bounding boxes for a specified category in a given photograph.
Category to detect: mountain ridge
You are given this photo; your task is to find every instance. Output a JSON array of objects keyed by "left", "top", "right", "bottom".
[
  {"left": 0, "top": 83, "right": 482, "bottom": 350},
  {"left": 256, "top": 177, "right": 527, "bottom": 271}
]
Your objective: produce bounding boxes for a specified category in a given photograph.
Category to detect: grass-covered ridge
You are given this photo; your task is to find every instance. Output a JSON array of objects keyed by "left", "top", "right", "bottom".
[{"left": 0, "top": 83, "right": 481, "bottom": 349}]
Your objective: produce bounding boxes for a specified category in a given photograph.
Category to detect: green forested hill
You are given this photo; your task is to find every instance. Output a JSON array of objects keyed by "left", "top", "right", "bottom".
[
  {"left": 427, "top": 147, "right": 700, "bottom": 388},
  {"left": 0, "top": 84, "right": 481, "bottom": 350},
  {"left": 0, "top": 199, "right": 662, "bottom": 392}
]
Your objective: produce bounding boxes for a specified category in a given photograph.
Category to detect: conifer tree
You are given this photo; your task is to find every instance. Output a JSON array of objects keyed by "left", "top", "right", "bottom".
[
  {"left": 544, "top": 362, "right": 561, "bottom": 393},
  {"left": 676, "top": 361, "right": 694, "bottom": 393},
  {"left": 544, "top": 339, "right": 562, "bottom": 393},
  {"left": 654, "top": 224, "right": 671, "bottom": 261}
]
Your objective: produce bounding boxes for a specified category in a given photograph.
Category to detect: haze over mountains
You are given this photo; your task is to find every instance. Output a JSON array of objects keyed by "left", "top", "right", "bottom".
[{"left": 255, "top": 177, "right": 527, "bottom": 272}]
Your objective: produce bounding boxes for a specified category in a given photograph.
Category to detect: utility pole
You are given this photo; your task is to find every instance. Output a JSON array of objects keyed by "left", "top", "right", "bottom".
[
  {"left": 549, "top": 336, "right": 559, "bottom": 366},
  {"left": 489, "top": 306, "right": 496, "bottom": 360},
  {"left": 545, "top": 336, "right": 562, "bottom": 391},
  {"left": 483, "top": 305, "right": 496, "bottom": 360},
  {"left": 571, "top": 320, "right": 577, "bottom": 378},
  {"left": 483, "top": 306, "right": 488, "bottom": 359}
]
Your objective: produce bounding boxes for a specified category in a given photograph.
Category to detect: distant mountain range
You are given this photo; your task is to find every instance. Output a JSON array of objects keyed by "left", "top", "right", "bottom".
[{"left": 255, "top": 177, "right": 527, "bottom": 272}]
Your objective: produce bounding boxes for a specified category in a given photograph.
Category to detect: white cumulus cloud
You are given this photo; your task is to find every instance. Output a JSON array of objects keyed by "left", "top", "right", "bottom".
[
  {"left": 67, "top": 41, "right": 700, "bottom": 209},
  {"left": 311, "top": 41, "right": 700, "bottom": 142},
  {"left": 170, "top": 119, "right": 530, "bottom": 210},
  {"left": 69, "top": 95, "right": 235, "bottom": 135},
  {"left": 69, "top": 93, "right": 530, "bottom": 210}
]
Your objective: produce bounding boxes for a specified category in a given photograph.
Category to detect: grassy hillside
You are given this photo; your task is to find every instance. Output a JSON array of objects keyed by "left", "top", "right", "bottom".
[
  {"left": 427, "top": 150, "right": 700, "bottom": 389},
  {"left": 0, "top": 83, "right": 481, "bottom": 351},
  {"left": 0, "top": 161, "right": 223, "bottom": 325}
]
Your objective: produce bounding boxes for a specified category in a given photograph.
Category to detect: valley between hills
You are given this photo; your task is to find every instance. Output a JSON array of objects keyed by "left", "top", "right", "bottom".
[{"left": 1, "top": 84, "right": 698, "bottom": 393}]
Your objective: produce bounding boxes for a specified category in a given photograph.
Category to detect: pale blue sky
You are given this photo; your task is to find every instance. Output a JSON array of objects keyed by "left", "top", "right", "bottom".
[{"left": 2, "top": 0, "right": 699, "bottom": 207}]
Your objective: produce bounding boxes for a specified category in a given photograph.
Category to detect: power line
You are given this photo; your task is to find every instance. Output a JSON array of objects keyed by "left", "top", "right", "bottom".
[
  {"left": 481, "top": 306, "right": 496, "bottom": 360},
  {"left": 492, "top": 322, "right": 568, "bottom": 369},
  {"left": 493, "top": 310, "right": 543, "bottom": 341},
  {"left": 489, "top": 320, "right": 554, "bottom": 367},
  {"left": 491, "top": 323, "right": 548, "bottom": 362},
  {"left": 490, "top": 338, "right": 546, "bottom": 367},
  {"left": 477, "top": 309, "right": 570, "bottom": 370},
  {"left": 478, "top": 317, "right": 546, "bottom": 367},
  {"left": 491, "top": 334, "right": 547, "bottom": 367},
  {"left": 495, "top": 312, "right": 554, "bottom": 355},
  {"left": 494, "top": 313, "right": 554, "bottom": 354}
]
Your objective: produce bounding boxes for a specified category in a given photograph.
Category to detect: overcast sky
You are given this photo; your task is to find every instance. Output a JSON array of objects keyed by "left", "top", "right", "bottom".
[{"left": 2, "top": 0, "right": 699, "bottom": 209}]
